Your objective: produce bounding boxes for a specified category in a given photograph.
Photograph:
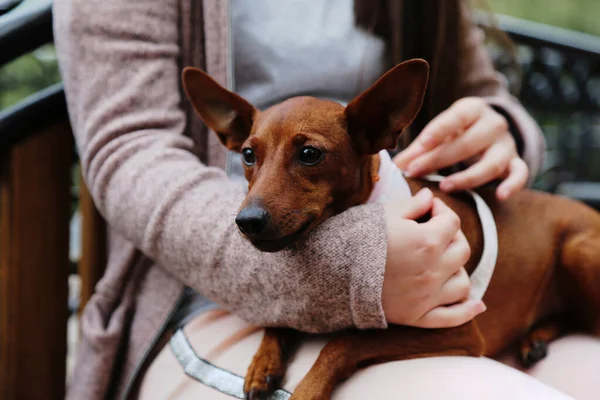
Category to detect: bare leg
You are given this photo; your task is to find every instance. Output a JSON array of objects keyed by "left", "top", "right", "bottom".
[
  {"left": 525, "top": 334, "right": 600, "bottom": 400},
  {"left": 330, "top": 356, "right": 575, "bottom": 400},
  {"left": 291, "top": 321, "right": 484, "bottom": 400},
  {"left": 137, "top": 311, "right": 591, "bottom": 400}
]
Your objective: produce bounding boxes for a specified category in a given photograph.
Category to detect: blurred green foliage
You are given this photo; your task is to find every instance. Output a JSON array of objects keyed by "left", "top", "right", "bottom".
[
  {"left": 0, "top": 44, "right": 61, "bottom": 110},
  {"left": 488, "top": 0, "right": 600, "bottom": 37}
]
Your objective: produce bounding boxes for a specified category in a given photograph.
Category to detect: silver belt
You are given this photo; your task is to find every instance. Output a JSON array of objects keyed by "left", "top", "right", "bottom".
[{"left": 170, "top": 329, "right": 292, "bottom": 399}]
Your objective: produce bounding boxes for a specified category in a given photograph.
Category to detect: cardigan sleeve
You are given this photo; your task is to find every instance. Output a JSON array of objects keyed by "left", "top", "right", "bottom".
[
  {"left": 53, "top": 0, "right": 388, "bottom": 333},
  {"left": 456, "top": 1, "right": 546, "bottom": 182}
]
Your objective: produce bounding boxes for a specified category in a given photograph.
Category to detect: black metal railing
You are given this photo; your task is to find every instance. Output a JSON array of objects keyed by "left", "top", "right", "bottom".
[
  {"left": 0, "top": 0, "right": 53, "bottom": 66},
  {"left": 0, "top": 0, "right": 22, "bottom": 16},
  {"left": 488, "top": 14, "right": 600, "bottom": 201},
  {"left": 0, "top": 0, "right": 64, "bottom": 150}
]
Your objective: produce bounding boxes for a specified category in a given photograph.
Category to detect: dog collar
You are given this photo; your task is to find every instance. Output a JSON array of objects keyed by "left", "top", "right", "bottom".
[{"left": 367, "top": 150, "right": 498, "bottom": 301}]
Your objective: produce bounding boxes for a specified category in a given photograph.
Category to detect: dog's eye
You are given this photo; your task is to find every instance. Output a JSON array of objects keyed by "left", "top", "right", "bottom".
[
  {"left": 242, "top": 148, "right": 256, "bottom": 166},
  {"left": 298, "top": 146, "right": 323, "bottom": 165}
]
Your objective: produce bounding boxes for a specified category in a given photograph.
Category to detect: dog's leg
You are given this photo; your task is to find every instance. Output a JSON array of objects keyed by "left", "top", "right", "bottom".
[
  {"left": 245, "top": 327, "right": 300, "bottom": 399},
  {"left": 560, "top": 231, "right": 600, "bottom": 335},
  {"left": 520, "top": 318, "right": 567, "bottom": 367},
  {"left": 290, "top": 321, "right": 484, "bottom": 400}
]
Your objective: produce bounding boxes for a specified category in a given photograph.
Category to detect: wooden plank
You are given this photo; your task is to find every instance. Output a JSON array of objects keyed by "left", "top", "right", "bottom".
[
  {"left": 0, "top": 121, "right": 73, "bottom": 400},
  {"left": 78, "top": 170, "right": 107, "bottom": 313}
]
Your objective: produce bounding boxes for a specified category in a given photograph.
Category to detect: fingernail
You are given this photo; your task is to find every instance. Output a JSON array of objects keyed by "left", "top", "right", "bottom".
[
  {"left": 420, "top": 135, "right": 432, "bottom": 148},
  {"left": 407, "top": 162, "right": 421, "bottom": 176},
  {"left": 440, "top": 180, "right": 454, "bottom": 191},
  {"left": 477, "top": 302, "right": 487, "bottom": 313},
  {"left": 497, "top": 187, "right": 509, "bottom": 200},
  {"left": 416, "top": 188, "right": 432, "bottom": 199},
  {"left": 394, "top": 160, "right": 406, "bottom": 172}
]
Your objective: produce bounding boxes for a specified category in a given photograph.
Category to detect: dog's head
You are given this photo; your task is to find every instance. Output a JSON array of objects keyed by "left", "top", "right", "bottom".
[{"left": 182, "top": 59, "right": 429, "bottom": 252}]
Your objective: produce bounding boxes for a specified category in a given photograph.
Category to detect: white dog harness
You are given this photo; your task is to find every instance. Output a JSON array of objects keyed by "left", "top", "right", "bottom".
[{"left": 368, "top": 150, "right": 498, "bottom": 301}]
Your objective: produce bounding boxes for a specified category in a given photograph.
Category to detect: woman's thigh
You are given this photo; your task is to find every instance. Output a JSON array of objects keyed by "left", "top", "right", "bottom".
[
  {"left": 499, "top": 334, "right": 600, "bottom": 400},
  {"left": 137, "top": 310, "right": 582, "bottom": 399}
]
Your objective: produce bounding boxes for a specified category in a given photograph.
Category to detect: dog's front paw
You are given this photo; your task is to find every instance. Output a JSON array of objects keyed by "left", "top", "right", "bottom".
[
  {"left": 244, "top": 332, "right": 286, "bottom": 399},
  {"left": 244, "top": 371, "right": 282, "bottom": 400}
]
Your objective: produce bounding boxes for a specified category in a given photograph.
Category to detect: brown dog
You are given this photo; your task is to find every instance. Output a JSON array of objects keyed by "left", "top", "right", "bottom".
[{"left": 182, "top": 59, "right": 600, "bottom": 400}]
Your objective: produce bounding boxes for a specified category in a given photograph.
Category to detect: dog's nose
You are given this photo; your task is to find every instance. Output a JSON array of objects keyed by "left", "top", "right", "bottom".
[{"left": 235, "top": 206, "right": 269, "bottom": 237}]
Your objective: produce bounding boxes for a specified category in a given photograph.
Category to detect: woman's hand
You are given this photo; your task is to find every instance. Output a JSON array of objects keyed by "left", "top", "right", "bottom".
[
  {"left": 382, "top": 188, "right": 486, "bottom": 328},
  {"left": 394, "top": 97, "right": 529, "bottom": 200}
]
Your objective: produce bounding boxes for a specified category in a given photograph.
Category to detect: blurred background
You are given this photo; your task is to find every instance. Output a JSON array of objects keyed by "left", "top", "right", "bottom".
[
  {"left": 4, "top": 0, "right": 600, "bottom": 108},
  {"left": 4, "top": 0, "right": 600, "bottom": 104},
  {"left": 0, "top": 0, "right": 599, "bottom": 398},
  {"left": 490, "top": 0, "right": 600, "bottom": 36},
  {"left": 3, "top": 0, "right": 600, "bottom": 190}
]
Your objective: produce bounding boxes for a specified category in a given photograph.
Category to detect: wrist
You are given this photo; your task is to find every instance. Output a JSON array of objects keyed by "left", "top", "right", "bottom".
[
  {"left": 343, "top": 204, "right": 389, "bottom": 330},
  {"left": 490, "top": 104, "right": 524, "bottom": 158}
]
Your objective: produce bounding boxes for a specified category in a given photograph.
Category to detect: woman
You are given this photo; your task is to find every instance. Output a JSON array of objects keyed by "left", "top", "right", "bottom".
[{"left": 53, "top": 0, "right": 599, "bottom": 398}]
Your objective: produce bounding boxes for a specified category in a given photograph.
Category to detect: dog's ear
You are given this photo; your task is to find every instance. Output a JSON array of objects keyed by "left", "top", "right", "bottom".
[
  {"left": 182, "top": 67, "right": 256, "bottom": 152},
  {"left": 344, "top": 59, "right": 429, "bottom": 154}
]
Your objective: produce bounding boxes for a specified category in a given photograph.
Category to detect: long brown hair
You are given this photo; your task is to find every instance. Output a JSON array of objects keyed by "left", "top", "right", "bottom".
[{"left": 353, "top": 0, "right": 517, "bottom": 148}]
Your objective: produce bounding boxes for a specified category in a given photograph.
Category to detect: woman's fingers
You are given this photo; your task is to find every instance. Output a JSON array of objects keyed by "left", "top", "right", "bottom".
[
  {"left": 436, "top": 267, "right": 472, "bottom": 306},
  {"left": 415, "top": 299, "right": 486, "bottom": 328},
  {"left": 419, "top": 98, "right": 484, "bottom": 150},
  {"left": 437, "top": 228, "right": 471, "bottom": 283},
  {"left": 421, "top": 199, "right": 462, "bottom": 248},
  {"left": 395, "top": 188, "right": 434, "bottom": 220},
  {"left": 404, "top": 113, "right": 504, "bottom": 177},
  {"left": 439, "top": 137, "right": 514, "bottom": 192},
  {"left": 437, "top": 136, "right": 529, "bottom": 198},
  {"left": 394, "top": 140, "right": 429, "bottom": 170},
  {"left": 496, "top": 157, "right": 529, "bottom": 200},
  {"left": 394, "top": 98, "right": 484, "bottom": 169}
]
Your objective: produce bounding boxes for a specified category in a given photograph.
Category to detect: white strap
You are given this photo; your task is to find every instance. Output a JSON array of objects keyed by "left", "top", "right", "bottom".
[
  {"left": 170, "top": 329, "right": 292, "bottom": 399},
  {"left": 367, "top": 150, "right": 413, "bottom": 204}
]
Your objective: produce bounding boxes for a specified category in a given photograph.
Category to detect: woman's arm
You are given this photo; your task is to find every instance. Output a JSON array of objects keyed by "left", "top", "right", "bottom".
[{"left": 53, "top": 0, "right": 388, "bottom": 332}]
